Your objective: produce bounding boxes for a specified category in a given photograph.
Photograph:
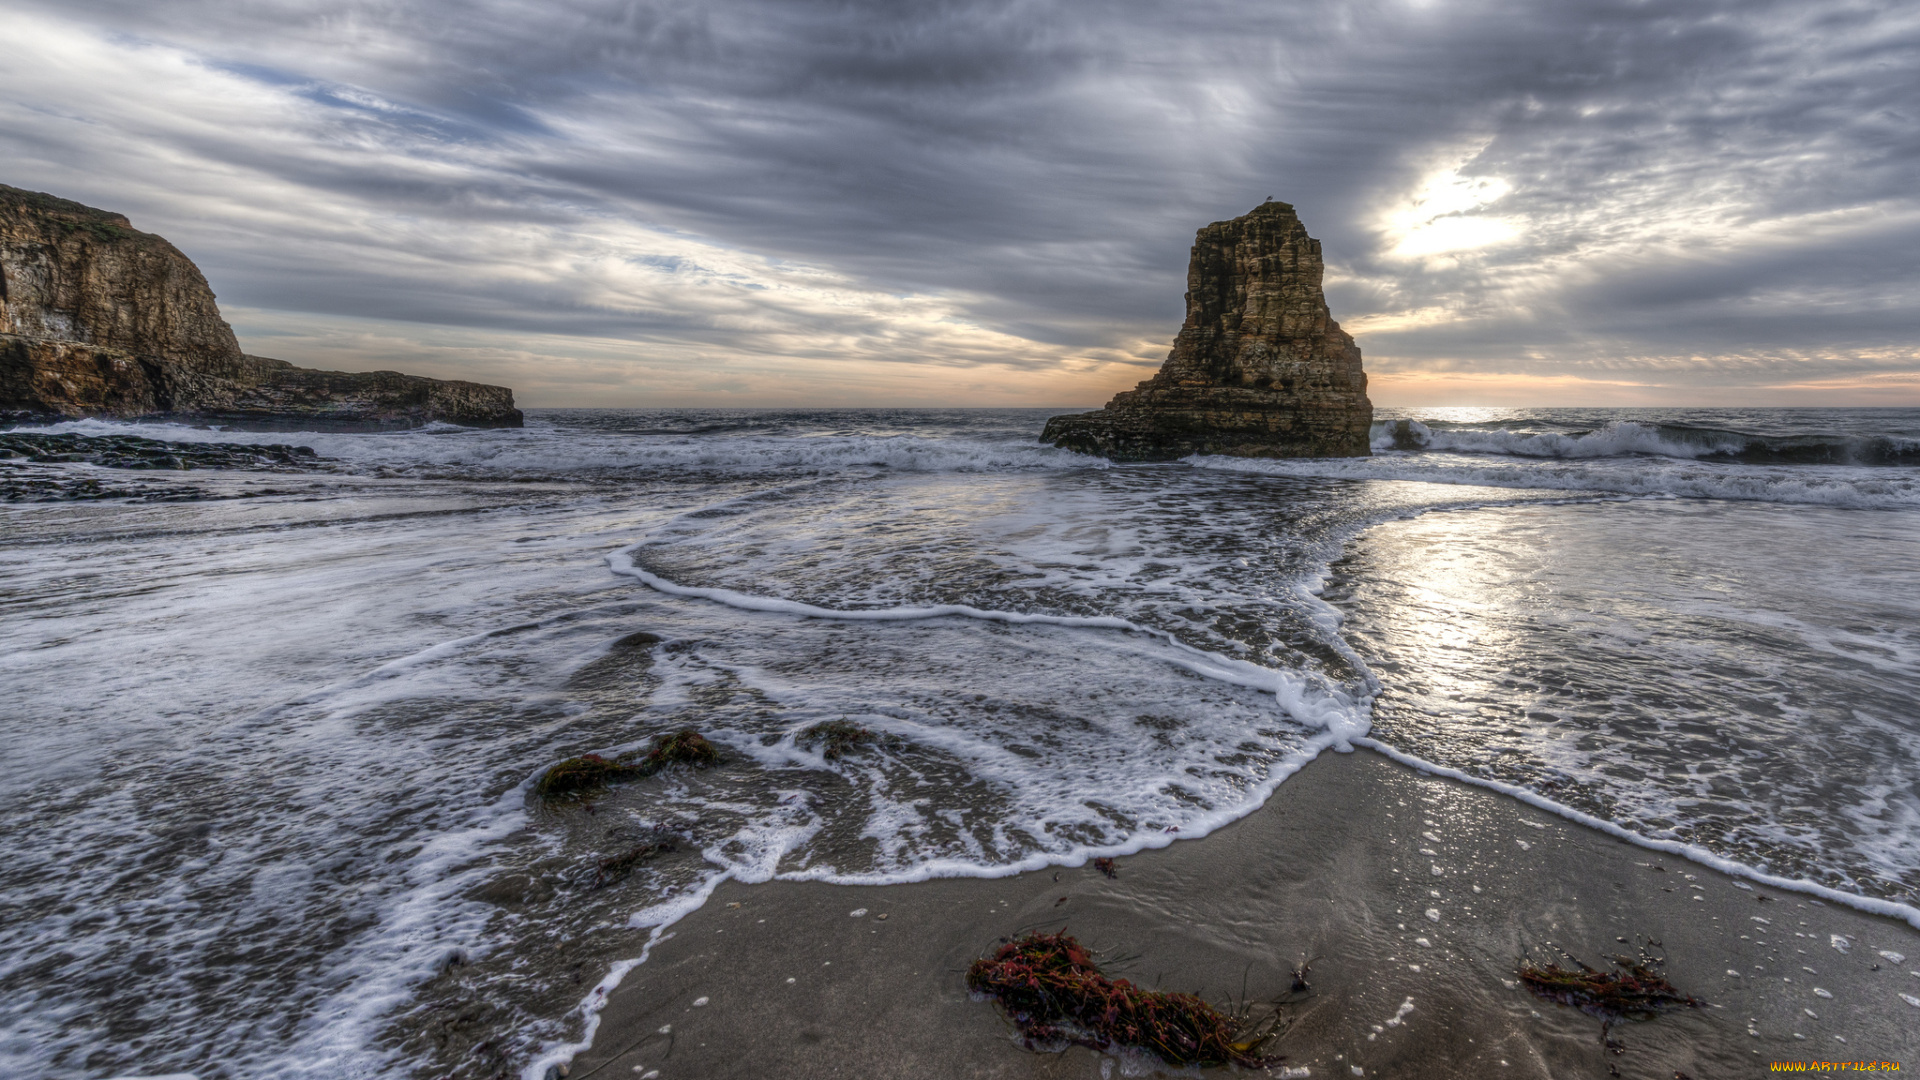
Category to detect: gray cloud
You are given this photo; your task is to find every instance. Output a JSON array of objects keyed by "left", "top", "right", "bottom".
[{"left": 2, "top": 0, "right": 1917, "bottom": 403}]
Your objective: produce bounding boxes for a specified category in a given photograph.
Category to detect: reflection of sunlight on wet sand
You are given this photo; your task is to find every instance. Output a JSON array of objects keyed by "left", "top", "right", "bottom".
[
  {"left": 1355, "top": 508, "right": 1551, "bottom": 766},
  {"left": 1339, "top": 497, "right": 1920, "bottom": 900}
]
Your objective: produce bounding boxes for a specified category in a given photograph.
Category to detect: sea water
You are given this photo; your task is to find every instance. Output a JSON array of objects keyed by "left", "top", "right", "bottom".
[{"left": 1, "top": 406, "right": 1915, "bottom": 1078}]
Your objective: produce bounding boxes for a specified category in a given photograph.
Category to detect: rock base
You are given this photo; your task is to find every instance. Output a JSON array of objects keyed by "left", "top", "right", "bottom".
[{"left": 1040, "top": 386, "right": 1371, "bottom": 461}]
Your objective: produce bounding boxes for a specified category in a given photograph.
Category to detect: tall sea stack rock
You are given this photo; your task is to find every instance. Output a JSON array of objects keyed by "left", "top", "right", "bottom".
[
  {"left": 1041, "top": 201, "right": 1370, "bottom": 460},
  {"left": 0, "top": 184, "right": 522, "bottom": 430}
]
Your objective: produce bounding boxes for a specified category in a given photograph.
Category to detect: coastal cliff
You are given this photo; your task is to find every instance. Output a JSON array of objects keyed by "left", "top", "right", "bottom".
[
  {"left": 1042, "top": 201, "right": 1370, "bottom": 460},
  {"left": 0, "top": 185, "right": 522, "bottom": 430}
]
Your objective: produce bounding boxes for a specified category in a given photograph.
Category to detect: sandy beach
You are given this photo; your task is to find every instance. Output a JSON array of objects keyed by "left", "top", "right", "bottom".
[{"left": 566, "top": 748, "right": 1920, "bottom": 1079}]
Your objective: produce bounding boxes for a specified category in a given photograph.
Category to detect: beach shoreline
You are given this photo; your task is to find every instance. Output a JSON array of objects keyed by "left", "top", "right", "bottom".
[
  {"left": 8, "top": 407, "right": 1918, "bottom": 1080},
  {"left": 559, "top": 747, "right": 1920, "bottom": 1079}
]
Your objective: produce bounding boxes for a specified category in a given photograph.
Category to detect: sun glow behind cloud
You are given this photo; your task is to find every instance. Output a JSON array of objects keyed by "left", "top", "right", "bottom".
[{"left": 1380, "top": 147, "right": 1518, "bottom": 265}]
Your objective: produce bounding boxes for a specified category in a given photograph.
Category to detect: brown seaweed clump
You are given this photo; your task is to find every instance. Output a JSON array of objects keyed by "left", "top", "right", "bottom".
[
  {"left": 1519, "top": 959, "right": 1701, "bottom": 1021},
  {"left": 535, "top": 753, "right": 645, "bottom": 797},
  {"left": 966, "top": 932, "right": 1274, "bottom": 1068},
  {"left": 798, "top": 720, "right": 875, "bottom": 760},
  {"left": 636, "top": 728, "right": 720, "bottom": 771},
  {"left": 535, "top": 729, "right": 720, "bottom": 798}
]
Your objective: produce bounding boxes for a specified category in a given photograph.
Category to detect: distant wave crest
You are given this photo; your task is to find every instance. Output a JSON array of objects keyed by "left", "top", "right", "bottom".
[
  {"left": 38, "top": 418, "right": 1104, "bottom": 480},
  {"left": 1371, "top": 418, "right": 1920, "bottom": 466}
]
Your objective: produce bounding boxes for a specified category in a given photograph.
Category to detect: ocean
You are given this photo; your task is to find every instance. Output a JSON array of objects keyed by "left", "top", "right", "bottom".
[{"left": 2, "top": 406, "right": 1917, "bottom": 1078}]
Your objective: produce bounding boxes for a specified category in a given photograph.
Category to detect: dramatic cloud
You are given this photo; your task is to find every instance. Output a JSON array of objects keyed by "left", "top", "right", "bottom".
[{"left": 3, "top": 0, "right": 1916, "bottom": 405}]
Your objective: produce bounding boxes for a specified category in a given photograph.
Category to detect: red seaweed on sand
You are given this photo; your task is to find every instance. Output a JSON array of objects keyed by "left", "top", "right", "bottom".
[
  {"left": 1519, "top": 959, "right": 1699, "bottom": 1021},
  {"left": 1520, "top": 955, "right": 1701, "bottom": 1071},
  {"left": 966, "top": 932, "right": 1276, "bottom": 1068}
]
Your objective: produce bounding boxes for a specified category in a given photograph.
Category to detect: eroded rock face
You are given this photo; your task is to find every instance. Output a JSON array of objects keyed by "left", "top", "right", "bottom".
[
  {"left": 0, "top": 185, "right": 522, "bottom": 429},
  {"left": 1042, "top": 201, "right": 1370, "bottom": 460}
]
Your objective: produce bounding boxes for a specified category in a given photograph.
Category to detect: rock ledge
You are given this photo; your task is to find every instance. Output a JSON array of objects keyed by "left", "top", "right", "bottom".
[{"left": 0, "top": 184, "right": 522, "bottom": 430}]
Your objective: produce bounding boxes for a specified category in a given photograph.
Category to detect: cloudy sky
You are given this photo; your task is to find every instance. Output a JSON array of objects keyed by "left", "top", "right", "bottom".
[{"left": 3, "top": 0, "right": 1917, "bottom": 407}]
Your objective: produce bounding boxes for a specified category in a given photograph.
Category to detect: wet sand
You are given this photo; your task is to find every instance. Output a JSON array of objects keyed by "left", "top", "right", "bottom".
[{"left": 563, "top": 749, "right": 1920, "bottom": 1079}]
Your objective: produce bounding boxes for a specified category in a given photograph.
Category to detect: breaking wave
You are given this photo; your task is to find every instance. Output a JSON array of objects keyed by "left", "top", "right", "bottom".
[{"left": 1371, "top": 417, "right": 1920, "bottom": 466}]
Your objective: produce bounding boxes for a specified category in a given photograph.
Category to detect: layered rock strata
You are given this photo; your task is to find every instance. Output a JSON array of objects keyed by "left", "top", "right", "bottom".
[
  {"left": 1042, "top": 200, "right": 1370, "bottom": 460},
  {"left": 0, "top": 185, "right": 522, "bottom": 430}
]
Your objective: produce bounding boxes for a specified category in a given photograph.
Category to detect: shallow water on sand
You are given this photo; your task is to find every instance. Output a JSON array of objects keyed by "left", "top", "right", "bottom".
[
  {"left": 1330, "top": 498, "right": 1920, "bottom": 900},
  {"left": 0, "top": 406, "right": 1915, "bottom": 1078}
]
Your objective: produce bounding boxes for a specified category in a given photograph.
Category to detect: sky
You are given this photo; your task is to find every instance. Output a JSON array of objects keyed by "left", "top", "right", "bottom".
[{"left": 2, "top": 0, "right": 1917, "bottom": 408}]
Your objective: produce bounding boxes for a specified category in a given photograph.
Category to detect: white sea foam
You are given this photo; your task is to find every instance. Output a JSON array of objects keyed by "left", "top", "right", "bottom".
[
  {"left": 606, "top": 545, "right": 1369, "bottom": 749},
  {"left": 0, "top": 486, "right": 697, "bottom": 1079}
]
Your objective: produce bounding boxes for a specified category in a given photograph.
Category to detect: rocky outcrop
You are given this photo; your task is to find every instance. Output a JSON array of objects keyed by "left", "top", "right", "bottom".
[
  {"left": 0, "top": 184, "right": 522, "bottom": 430},
  {"left": 0, "top": 429, "right": 321, "bottom": 471},
  {"left": 1042, "top": 201, "right": 1370, "bottom": 460}
]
